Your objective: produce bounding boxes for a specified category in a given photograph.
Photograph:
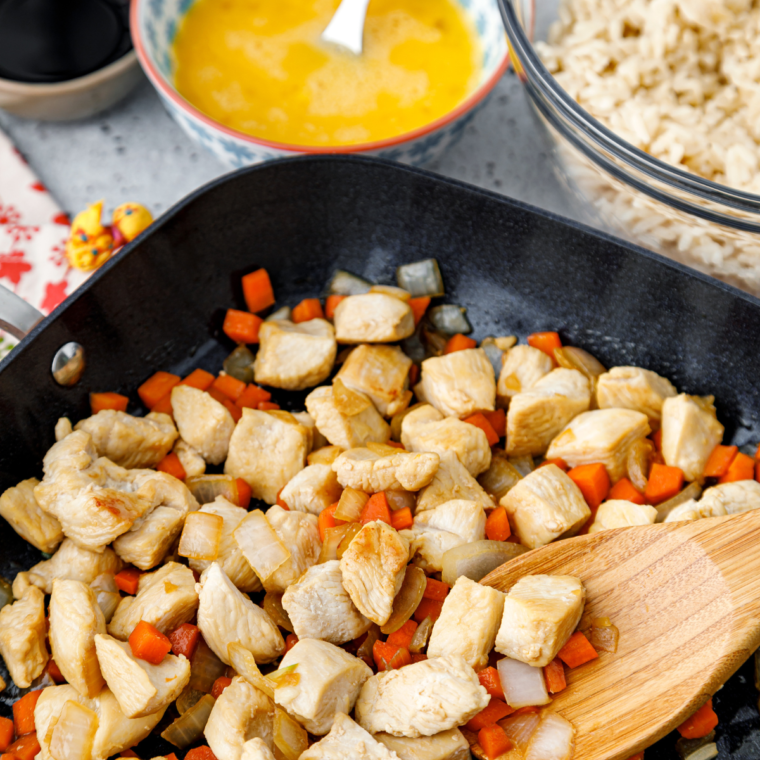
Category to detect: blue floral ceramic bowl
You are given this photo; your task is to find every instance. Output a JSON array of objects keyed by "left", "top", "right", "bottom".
[{"left": 130, "top": 0, "right": 521, "bottom": 167}]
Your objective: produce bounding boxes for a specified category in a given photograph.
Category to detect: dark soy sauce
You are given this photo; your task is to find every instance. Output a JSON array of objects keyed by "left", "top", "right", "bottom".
[{"left": 0, "top": 0, "right": 132, "bottom": 83}]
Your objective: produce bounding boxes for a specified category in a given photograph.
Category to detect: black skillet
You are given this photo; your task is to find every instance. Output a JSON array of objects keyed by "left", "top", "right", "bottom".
[{"left": 1, "top": 156, "right": 759, "bottom": 759}]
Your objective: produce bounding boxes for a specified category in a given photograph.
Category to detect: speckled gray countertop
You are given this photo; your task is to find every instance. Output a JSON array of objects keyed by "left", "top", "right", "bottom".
[{"left": 0, "top": 70, "right": 581, "bottom": 223}]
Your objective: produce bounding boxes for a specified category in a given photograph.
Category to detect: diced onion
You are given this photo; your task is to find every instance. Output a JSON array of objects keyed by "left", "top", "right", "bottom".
[
  {"left": 307, "top": 445, "right": 345, "bottom": 466},
  {"left": 655, "top": 481, "right": 703, "bottom": 522},
  {"left": 336, "top": 523, "right": 363, "bottom": 559},
  {"left": 333, "top": 378, "right": 371, "bottom": 416},
  {"left": 178, "top": 511, "right": 223, "bottom": 561},
  {"left": 385, "top": 490, "right": 416, "bottom": 512},
  {"left": 266, "top": 306, "right": 291, "bottom": 321},
  {"left": 273, "top": 707, "right": 309, "bottom": 760},
  {"left": 420, "top": 324, "right": 449, "bottom": 356},
  {"left": 480, "top": 338, "right": 505, "bottom": 376},
  {"left": 390, "top": 402, "right": 426, "bottom": 442},
  {"left": 676, "top": 734, "right": 718, "bottom": 760},
  {"left": 356, "top": 625, "right": 380, "bottom": 666},
  {"left": 627, "top": 438, "right": 655, "bottom": 492},
  {"left": 234, "top": 510, "right": 291, "bottom": 581},
  {"left": 525, "top": 712, "right": 575, "bottom": 760},
  {"left": 497, "top": 657, "right": 551, "bottom": 709},
  {"left": 95, "top": 590, "right": 121, "bottom": 623},
  {"left": 176, "top": 686, "right": 205, "bottom": 715},
  {"left": 263, "top": 592, "right": 294, "bottom": 632},
  {"left": 409, "top": 616, "right": 433, "bottom": 653},
  {"left": 185, "top": 475, "right": 241, "bottom": 506},
  {"left": 328, "top": 270, "right": 372, "bottom": 296},
  {"left": 590, "top": 623, "right": 619, "bottom": 653},
  {"left": 494, "top": 336, "right": 518, "bottom": 351},
  {"left": 366, "top": 441, "right": 401, "bottom": 457},
  {"left": 478, "top": 457, "right": 523, "bottom": 502},
  {"left": 0, "top": 577, "right": 13, "bottom": 610},
  {"left": 428, "top": 305, "right": 472, "bottom": 335},
  {"left": 369, "top": 284, "right": 411, "bottom": 302},
  {"left": 508, "top": 456, "right": 535, "bottom": 477},
  {"left": 441, "top": 541, "right": 528, "bottom": 586},
  {"left": 318, "top": 524, "right": 352, "bottom": 563},
  {"left": 400, "top": 326, "right": 427, "bottom": 365},
  {"left": 188, "top": 638, "right": 227, "bottom": 693},
  {"left": 49, "top": 700, "right": 98, "bottom": 760},
  {"left": 396, "top": 259, "right": 444, "bottom": 298},
  {"left": 334, "top": 487, "right": 370, "bottom": 522},
  {"left": 223, "top": 345, "right": 255, "bottom": 383},
  {"left": 380, "top": 565, "right": 427, "bottom": 634},
  {"left": 227, "top": 642, "right": 274, "bottom": 699},
  {"left": 161, "top": 694, "right": 215, "bottom": 747},
  {"left": 501, "top": 711, "right": 542, "bottom": 750}
]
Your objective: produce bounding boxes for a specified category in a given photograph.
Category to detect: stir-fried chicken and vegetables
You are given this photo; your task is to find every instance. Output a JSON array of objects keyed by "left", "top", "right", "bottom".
[{"left": 0, "top": 260, "right": 741, "bottom": 760}]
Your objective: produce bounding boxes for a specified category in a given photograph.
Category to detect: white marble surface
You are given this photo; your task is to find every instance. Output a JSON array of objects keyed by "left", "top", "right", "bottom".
[{"left": 0, "top": 70, "right": 583, "bottom": 224}]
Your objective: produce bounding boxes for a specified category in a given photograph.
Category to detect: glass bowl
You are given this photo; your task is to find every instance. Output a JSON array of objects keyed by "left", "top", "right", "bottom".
[{"left": 497, "top": 0, "right": 760, "bottom": 297}]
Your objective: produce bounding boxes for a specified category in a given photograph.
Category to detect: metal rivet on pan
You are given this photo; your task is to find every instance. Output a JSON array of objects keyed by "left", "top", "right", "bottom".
[{"left": 52, "top": 342, "right": 85, "bottom": 386}]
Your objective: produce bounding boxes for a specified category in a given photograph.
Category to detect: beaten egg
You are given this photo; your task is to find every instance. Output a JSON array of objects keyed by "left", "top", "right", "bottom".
[{"left": 173, "top": 0, "right": 482, "bottom": 146}]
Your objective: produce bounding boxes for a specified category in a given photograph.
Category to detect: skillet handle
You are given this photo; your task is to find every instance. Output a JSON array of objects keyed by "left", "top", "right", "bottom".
[{"left": 0, "top": 284, "right": 43, "bottom": 340}]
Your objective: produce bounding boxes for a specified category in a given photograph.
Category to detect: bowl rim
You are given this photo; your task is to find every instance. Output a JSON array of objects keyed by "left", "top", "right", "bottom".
[{"left": 129, "top": 0, "right": 513, "bottom": 154}]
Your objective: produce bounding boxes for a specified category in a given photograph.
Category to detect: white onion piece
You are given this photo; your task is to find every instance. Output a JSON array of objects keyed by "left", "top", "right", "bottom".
[
  {"left": 188, "top": 638, "right": 227, "bottom": 692},
  {"left": 396, "top": 259, "right": 444, "bottom": 298},
  {"left": 318, "top": 524, "right": 352, "bottom": 563},
  {"left": 497, "top": 657, "right": 551, "bottom": 709},
  {"left": 94, "top": 590, "right": 120, "bottom": 623},
  {"left": 428, "top": 305, "right": 472, "bottom": 335},
  {"left": 502, "top": 711, "right": 542, "bottom": 750},
  {"left": 329, "top": 269, "right": 372, "bottom": 296},
  {"left": 49, "top": 701, "right": 98, "bottom": 760},
  {"left": 334, "top": 487, "right": 370, "bottom": 522},
  {"left": 161, "top": 694, "right": 215, "bottom": 747},
  {"left": 234, "top": 510, "right": 291, "bottom": 581},
  {"left": 227, "top": 642, "right": 274, "bottom": 699},
  {"left": 525, "top": 712, "right": 575, "bottom": 760},
  {"left": 273, "top": 707, "right": 309, "bottom": 760},
  {"left": 266, "top": 306, "right": 291, "bottom": 321},
  {"left": 178, "top": 511, "right": 223, "bottom": 561},
  {"left": 441, "top": 541, "right": 528, "bottom": 586}
]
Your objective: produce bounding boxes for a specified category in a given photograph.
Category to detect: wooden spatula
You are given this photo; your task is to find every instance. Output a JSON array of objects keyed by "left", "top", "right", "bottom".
[{"left": 479, "top": 509, "right": 760, "bottom": 760}]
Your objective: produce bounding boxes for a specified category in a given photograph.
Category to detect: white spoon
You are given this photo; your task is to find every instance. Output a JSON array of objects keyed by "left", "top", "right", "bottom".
[{"left": 321, "top": 0, "right": 371, "bottom": 55}]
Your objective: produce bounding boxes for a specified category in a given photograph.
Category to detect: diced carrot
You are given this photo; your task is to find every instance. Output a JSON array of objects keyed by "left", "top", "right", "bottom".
[
  {"left": 360, "top": 492, "right": 392, "bottom": 526},
  {"left": 324, "top": 295, "right": 345, "bottom": 320},
  {"left": 242, "top": 269, "right": 275, "bottom": 313},
  {"left": 651, "top": 429, "right": 663, "bottom": 451},
  {"left": 208, "top": 387, "right": 243, "bottom": 422},
  {"left": 114, "top": 567, "right": 142, "bottom": 595},
  {"left": 409, "top": 364, "right": 419, "bottom": 387},
  {"left": 223, "top": 309, "right": 262, "bottom": 344},
  {"left": 756, "top": 442, "right": 760, "bottom": 460},
  {"left": 609, "top": 477, "right": 646, "bottom": 505},
  {"left": 408, "top": 297, "right": 431, "bottom": 326},
  {"left": 45, "top": 659, "right": 65, "bottom": 684},
  {"left": 390, "top": 507, "right": 414, "bottom": 531},
  {"left": 276, "top": 487, "right": 288, "bottom": 509},
  {"left": 423, "top": 577, "right": 450, "bottom": 601},
  {"left": 719, "top": 451, "right": 755, "bottom": 483},
  {"left": 1, "top": 754, "right": 20, "bottom": 760},
  {"left": 184, "top": 747, "right": 218, "bottom": 760},
  {"left": 0, "top": 717, "right": 13, "bottom": 751},
  {"left": 386, "top": 440, "right": 405, "bottom": 450},
  {"left": 90, "top": 392, "right": 129, "bottom": 414},
  {"left": 6, "top": 733, "right": 39, "bottom": 760},
  {"left": 285, "top": 634, "right": 299, "bottom": 653},
  {"left": 463, "top": 413, "right": 500, "bottom": 447},
  {"left": 151, "top": 391, "right": 174, "bottom": 416},
  {"left": 180, "top": 368, "right": 216, "bottom": 391},
  {"left": 373, "top": 641, "right": 412, "bottom": 671},
  {"left": 138, "top": 371, "right": 180, "bottom": 409},
  {"left": 258, "top": 401, "right": 280, "bottom": 410},
  {"left": 478, "top": 724, "right": 513, "bottom": 760},
  {"left": 557, "top": 631, "right": 598, "bottom": 668},
  {"left": 211, "top": 374, "right": 247, "bottom": 402},
  {"left": 413, "top": 597, "right": 444, "bottom": 622},
  {"left": 235, "top": 478, "right": 252, "bottom": 509},
  {"left": 236, "top": 383, "right": 272, "bottom": 409},
  {"left": 318, "top": 503, "right": 346, "bottom": 542},
  {"left": 444, "top": 334, "right": 477, "bottom": 354},
  {"left": 13, "top": 691, "right": 41, "bottom": 737},
  {"left": 704, "top": 444, "right": 738, "bottom": 479},
  {"left": 527, "top": 331, "right": 562, "bottom": 358},
  {"left": 626, "top": 754, "right": 645, "bottom": 760},
  {"left": 477, "top": 667, "right": 505, "bottom": 700},
  {"left": 129, "top": 620, "right": 172, "bottom": 665},
  {"left": 485, "top": 506, "right": 511, "bottom": 541},
  {"left": 544, "top": 658, "right": 567, "bottom": 693},
  {"left": 410, "top": 653, "right": 428, "bottom": 663},
  {"left": 168, "top": 623, "right": 200, "bottom": 660},
  {"left": 483, "top": 409, "right": 506, "bottom": 439},
  {"left": 538, "top": 458, "right": 569, "bottom": 472},
  {"left": 211, "top": 676, "right": 232, "bottom": 699},
  {"left": 386, "top": 620, "right": 418, "bottom": 649},
  {"left": 164, "top": 754, "right": 178, "bottom": 760},
  {"left": 645, "top": 463, "right": 684, "bottom": 504},
  {"left": 156, "top": 452, "right": 186, "bottom": 481},
  {"left": 466, "top": 699, "right": 515, "bottom": 731},
  {"left": 677, "top": 699, "right": 719, "bottom": 739},
  {"left": 568, "top": 463, "right": 610, "bottom": 510},
  {"left": 291, "top": 298, "right": 325, "bottom": 323}
]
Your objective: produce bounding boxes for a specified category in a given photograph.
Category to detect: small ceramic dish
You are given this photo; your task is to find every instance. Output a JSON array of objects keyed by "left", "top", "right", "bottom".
[{"left": 130, "top": 0, "right": 522, "bottom": 167}]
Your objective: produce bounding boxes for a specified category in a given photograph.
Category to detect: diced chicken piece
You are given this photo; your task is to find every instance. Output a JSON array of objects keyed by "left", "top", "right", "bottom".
[
  {"left": 500, "top": 465, "right": 591, "bottom": 549},
  {"left": 55, "top": 417, "right": 74, "bottom": 441},
  {"left": 35, "top": 685, "right": 164, "bottom": 760},
  {"left": 274, "top": 639, "right": 372, "bottom": 735},
  {"left": 225, "top": 409, "right": 310, "bottom": 505},
  {"left": 293, "top": 411, "right": 328, "bottom": 451},
  {"left": 661, "top": 394, "right": 725, "bottom": 482},
  {"left": 197, "top": 563, "right": 284, "bottom": 664},
  {"left": 282, "top": 561, "right": 372, "bottom": 644},
  {"left": 428, "top": 577, "right": 505, "bottom": 670},
  {"left": 665, "top": 480, "right": 760, "bottom": 522},
  {"left": 300, "top": 713, "right": 400, "bottom": 760},
  {"left": 75, "top": 410, "right": 178, "bottom": 469},
  {"left": 416, "top": 452, "right": 494, "bottom": 514},
  {"left": 588, "top": 500, "right": 658, "bottom": 533},
  {"left": 173, "top": 438, "right": 206, "bottom": 477},
  {"left": 413, "top": 500, "right": 486, "bottom": 542},
  {"left": 94, "top": 633, "right": 190, "bottom": 718},
  {"left": 260, "top": 505, "right": 321, "bottom": 593},
  {"left": 0, "top": 586, "right": 48, "bottom": 688},
  {"left": 418, "top": 349, "right": 496, "bottom": 418},
  {"left": 596, "top": 367, "right": 677, "bottom": 422},
  {"left": 355, "top": 654, "right": 488, "bottom": 738},
  {"left": 497, "top": 345, "right": 554, "bottom": 406},
  {"left": 546, "top": 409, "right": 652, "bottom": 482},
  {"left": 49, "top": 579, "right": 106, "bottom": 697},
  {"left": 240, "top": 738, "right": 275, "bottom": 760},
  {"left": 171, "top": 385, "right": 235, "bottom": 465},
  {"left": 332, "top": 448, "right": 439, "bottom": 493},
  {"left": 19, "top": 538, "right": 122, "bottom": 595},
  {"left": 507, "top": 369, "right": 591, "bottom": 457},
  {"left": 306, "top": 386, "right": 390, "bottom": 449},
  {"left": 279, "top": 464, "right": 342, "bottom": 516},
  {"left": 205, "top": 676, "right": 274, "bottom": 760},
  {"left": 495, "top": 575, "right": 585, "bottom": 668},
  {"left": 340, "top": 521, "right": 410, "bottom": 626},
  {"left": 0, "top": 477, "right": 63, "bottom": 553},
  {"left": 335, "top": 344, "right": 413, "bottom": 417},
  {"left": 375, "top": 729, "right": 471, "bottom": 760},
  {"left": 401, "top": 405, "right": 491, "bottom": 476},
  {"left": 108, "top": 562, "right": 198, "bottom": 640},
  {"left": 189, "top": 499, "right": 262, "bottom": 593},
  {"left": 254, "top": 319, "right": 337, "bottom": 391},
  {"left": 334, "top": 294, "right": 415, "bottom": 344}
]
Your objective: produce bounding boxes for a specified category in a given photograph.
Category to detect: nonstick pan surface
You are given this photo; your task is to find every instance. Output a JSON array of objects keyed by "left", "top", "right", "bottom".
[{"left": 1, "top": 156, "right": 760, "bottom": 758}]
